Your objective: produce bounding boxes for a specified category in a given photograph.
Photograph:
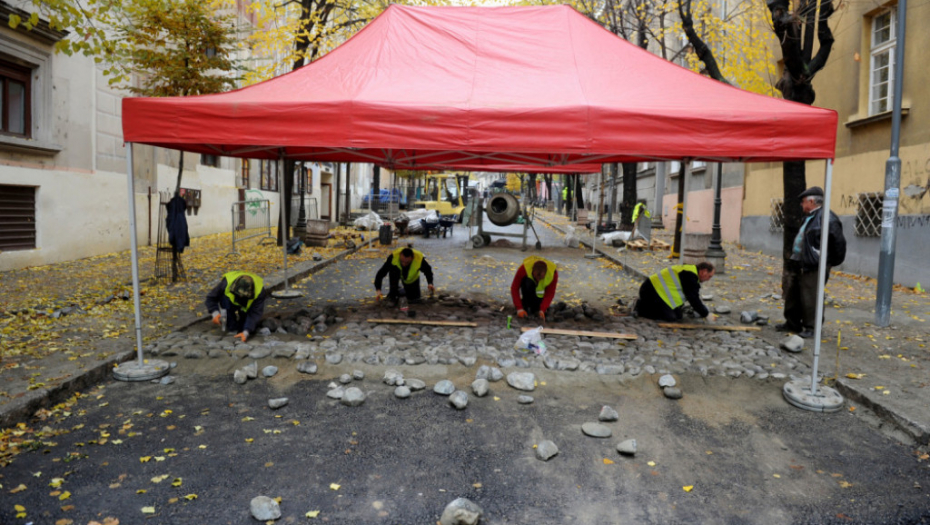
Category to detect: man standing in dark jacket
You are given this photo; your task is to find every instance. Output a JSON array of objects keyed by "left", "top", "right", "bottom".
[
  {"left": 205, "top": 271, "right": 268, "bottom": 342},
  {"left": 634, "top": 262, "right": 717, "bottom": 322},
  {"left": 776, "top": 186, "right": 847, "bottom": 339}
]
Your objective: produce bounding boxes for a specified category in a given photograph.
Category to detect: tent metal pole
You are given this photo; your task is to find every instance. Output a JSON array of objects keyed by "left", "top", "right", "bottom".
[
  {"left": 113, "top": 143, "right": 168, "bottom": 381},
  {"left": 126, "top": 143, "right": 144, "bottom": 366},
  {"left": 280, "top": 154, "right": 288, "bottom": 289},
  {"left": 809, "top": 159, "right": 834, "bottom": 395},
  {"left": 782, "top": 159, "right": 843, "bottom": 412}
]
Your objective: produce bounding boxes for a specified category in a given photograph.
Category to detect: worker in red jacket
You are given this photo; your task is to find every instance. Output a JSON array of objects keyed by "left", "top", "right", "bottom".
[{"left": 511, "top": 256, "right": 558, "bottom": 321}]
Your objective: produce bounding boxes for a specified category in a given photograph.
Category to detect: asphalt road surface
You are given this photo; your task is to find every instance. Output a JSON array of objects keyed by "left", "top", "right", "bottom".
[{"left": 5, "top": 216, "right": 930, "bottom": 524}]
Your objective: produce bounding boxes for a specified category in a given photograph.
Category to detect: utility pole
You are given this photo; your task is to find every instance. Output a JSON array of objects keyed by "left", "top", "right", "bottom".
[{"left": 875, "top": 0, "right": 907, "bottom": 327}]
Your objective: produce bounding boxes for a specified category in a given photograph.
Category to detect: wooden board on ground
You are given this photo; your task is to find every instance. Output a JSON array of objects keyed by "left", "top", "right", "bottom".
[
  {"left": 657, "top": 322, "right": 761, "bottom": 332},
  {"left": 624, "top": 239, "right": 650, "bottom": 251},
  {"left": 367, "top": 318, "right": 478, "bottom": 327},
  {"left": 650, "top": 239, "right": 671, "bottom": 250},
  {"left": 521, "top": 327, "right": 638, "bottom": 340}
]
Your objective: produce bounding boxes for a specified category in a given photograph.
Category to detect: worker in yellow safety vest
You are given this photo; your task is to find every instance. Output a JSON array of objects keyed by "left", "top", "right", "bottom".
[
  {"left": 633, "top": 262, "right": 717, "bottom": 322},
  {"left": 375, "top": 246, "right": 435, "bottom": 307},
  {"left": 205, "top": 271, "right": 268, "bottom": 342},
  {"left": 511, "top": 256, "right": 559, "bottom": 321}
]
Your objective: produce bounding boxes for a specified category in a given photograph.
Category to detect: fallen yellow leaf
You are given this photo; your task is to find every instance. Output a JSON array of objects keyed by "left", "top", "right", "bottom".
[
  {"left": 11, "top": 483, "right": 27, "bottom": 493},
  {"left": 603, "top": 458, "right": 615, "bottom": 465},
  {"left": 184, "top": 494, "right": 198, "bottom": 501},
  {"left": 139, "top": 456, "right": 151, "bottom": 463},
  {"left": 330, "top": 483, "right": 341, "bottom": 491},
  {"left": 683, "top": 485, "right": 694, "bottom": 492},
  {"left": 306, "top": 510, "right": 320, "bottom": 518},
  {"left": 59, "top": 490, "right": 71, "bottom": 500},
  {"left": 172, "top": 478, "right": 183, "bottom": 487},
  {"left": 647, "top": 461, "right": 656, "bottom": 467},
  {"left": 142, "top": 506, "right": 155, "bottom": 514}
]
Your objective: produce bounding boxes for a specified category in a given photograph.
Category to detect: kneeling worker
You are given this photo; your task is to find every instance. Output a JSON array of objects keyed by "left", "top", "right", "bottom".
[
  {"left": 511, "top": 256, "right": 558, "bottom": 321},
  {"left": 634, "top": 262, "right": 717, "bottom": 322},
  {"left": 205, "top": 271, "right": 268, "bottom": 342},
  {"left": 375, "top": 247, "right": 435, "bottom": 306}
]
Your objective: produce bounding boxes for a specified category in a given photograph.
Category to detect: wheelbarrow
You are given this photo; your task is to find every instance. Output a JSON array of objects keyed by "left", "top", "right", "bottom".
[
  {"left": 438, "top": 215, "right": 456, "bottom": 238},
  {"left": 421, "top": 219, "right": 441, "bottom": 238},
  {"left": 394, "top": 218, "right": 409, "bottom": 237}
]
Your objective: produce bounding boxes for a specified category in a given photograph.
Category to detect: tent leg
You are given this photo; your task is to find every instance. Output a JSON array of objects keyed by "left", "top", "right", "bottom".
[
  {"left": 783, "top": 159, "right": 843, "bottom": 412},
  {"left": 113, "top": 143, "right": 168, "bottom": 382}
]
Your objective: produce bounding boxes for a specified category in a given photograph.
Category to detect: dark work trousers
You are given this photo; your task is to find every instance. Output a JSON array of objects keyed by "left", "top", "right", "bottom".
[
  {"left": 634, "top": 280, "right": 681, "bottom": 322},
  {"left": 218, "top": 296, "right": 248, "bottom": 332},
  {"left": 783, "top": 266, "right": 830, "bottom": 330},
  {"left": 387, "top": 268, "right": 423, "bottom": 303},
  {"left": 519, "top": 277, "right": 544, "bottom": 315}
]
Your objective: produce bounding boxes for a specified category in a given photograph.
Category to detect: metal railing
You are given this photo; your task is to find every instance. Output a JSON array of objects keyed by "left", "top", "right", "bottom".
[
  {"left": 769, "top": 198, "right": 785, "bottom": 233},
  {"left": 854, "top": 192, "right": 883, "bottom": 237},
  {"left": 231, "top": 199, "right": 274, "bottom": 254},
  {"left": 289, "top": 196, "right": 319, "bottom": 226}
]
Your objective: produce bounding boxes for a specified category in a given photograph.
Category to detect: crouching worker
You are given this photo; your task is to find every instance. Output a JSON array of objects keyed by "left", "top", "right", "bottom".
[
  {"left": 634, "top": 262, "right": 717, "bottom": 323},
  {"left": 205, "top": 271, "right": 267, "bottom": 342},
  {"left": 511, "top": 256, "right": 558, "bottom": 322},
  {"left": 375, "top": 247, "right": 435, "bottom": 306}
]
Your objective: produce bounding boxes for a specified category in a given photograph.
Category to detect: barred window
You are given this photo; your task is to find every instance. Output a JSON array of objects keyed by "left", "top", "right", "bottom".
[
  {"left": 769, "top": 198, "right": 784, "bottom": 233},
  {"left": 854, "top": 192, "right": 883, "bottom": 237}
]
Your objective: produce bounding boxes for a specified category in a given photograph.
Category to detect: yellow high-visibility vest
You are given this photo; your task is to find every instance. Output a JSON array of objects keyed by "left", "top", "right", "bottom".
[
  {"left": 648, "top": 265, "right": 697, "bottom": 309},
  {"left": 522, "top": 256, "right": 556, "bottom": 297},
  {"left": 222, "top": 271, "right": 264, "bottom": 311},
  {"left": 392, "top": 248, "right": 424, "bottom": 284}
]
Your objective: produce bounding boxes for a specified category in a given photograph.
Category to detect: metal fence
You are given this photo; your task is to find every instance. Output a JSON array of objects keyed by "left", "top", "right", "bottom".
[
  {"left": 231, "top": 199, "right": 275, "bottom": 254},
  {"left": 289, "top": 196, "right": 319, "bottom": 227}
]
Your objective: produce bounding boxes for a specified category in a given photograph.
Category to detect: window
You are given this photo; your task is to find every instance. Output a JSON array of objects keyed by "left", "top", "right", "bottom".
[
  {"left": 769, "top": 198, "right": 784, "bottom": 233},
  {"left": 869, "top": 9, "right": 896, "bottom": 115},
  {"left": 854, "top": 192, "right": 883, "bottom": 237},
  {"left": 201, "top": 153, "right": 220, "bottom": 168},
  {"left": 692, "top": 160, "right": 706, "bottom": 170},
  {"left": 239, "top": 159, "right": 250, "bottom": 188},
  {"left": 0, "top": 59, "right": 31, "bottom": 137},
  {"left": 260, "top": 160, "right": 277, "bottom": 191},
  {"left": 0, "top": 184, "right": 36, "bottom": 250}
]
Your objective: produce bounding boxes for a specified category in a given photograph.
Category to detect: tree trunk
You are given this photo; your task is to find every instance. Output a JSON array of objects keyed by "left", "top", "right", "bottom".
[
  {"left": 174, "top": 151, "right": 184, "bottom": 195},
  {"left": 277, "top": 160, "right": 294, "bottom": 246},
  {"left": 543, "top": 174, "right": 552, "bottom": 204},
  {"left": 574, "top": 174, "right": 584, "bottom": 210},
  {"left": 621, "top": 162, "right": 637, "bottom": 227},
  {"left": 344, "top": 163, "right": 351, "bottom": 227},
  {"left": 767, "top": 0, "right": 836, "bottom": 277}
]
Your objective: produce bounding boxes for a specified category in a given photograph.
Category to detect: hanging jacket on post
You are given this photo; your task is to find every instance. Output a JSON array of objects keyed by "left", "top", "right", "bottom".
[{"left": 166, "top": 195, "right": 190, "bottom": 253}]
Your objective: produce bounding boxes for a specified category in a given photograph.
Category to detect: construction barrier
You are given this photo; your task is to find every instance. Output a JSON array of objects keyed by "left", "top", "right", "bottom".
[{"left": 231, "top": 199, "right": 274, "bottom": 254}]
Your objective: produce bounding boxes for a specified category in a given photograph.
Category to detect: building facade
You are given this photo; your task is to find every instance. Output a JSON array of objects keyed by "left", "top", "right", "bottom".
[{"left": 740, "top": 3, "right": 929, "bottom": 287}]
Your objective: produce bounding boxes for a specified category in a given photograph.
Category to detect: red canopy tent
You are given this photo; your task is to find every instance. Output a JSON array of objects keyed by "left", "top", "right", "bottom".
[
  {"left": 122, "top": 4, "right": 836, "bottom": 168},
  {"left": 118, "top": 5, "right": 841, "bottom": 403}
]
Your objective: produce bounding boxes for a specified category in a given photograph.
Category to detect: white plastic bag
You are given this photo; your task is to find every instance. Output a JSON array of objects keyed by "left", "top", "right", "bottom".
[
  {"left": 563, "top": 226, "right": 580, "bottom": 248},
  {"left": 515, "top": 326, "right": 547, "bottom": 355},
  {"left": 353, "top": 211, "right": 382, "bottom": 231}
]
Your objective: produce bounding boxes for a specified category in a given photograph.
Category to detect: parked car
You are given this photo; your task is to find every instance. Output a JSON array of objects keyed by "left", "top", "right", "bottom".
[{"left": 363, "top": 188, "right": 408, "bottom": 208}]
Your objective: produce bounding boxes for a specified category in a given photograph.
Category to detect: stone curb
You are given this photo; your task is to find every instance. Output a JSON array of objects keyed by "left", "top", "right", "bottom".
[
  {"left": 0, "top": 240, "right": 367, "bottom": 429},
  {"left": 834, "top": 378, "right": 930, "bottom": 446},
  {"left": 0, "top": 349, "right": 135, "bottom": 429}
]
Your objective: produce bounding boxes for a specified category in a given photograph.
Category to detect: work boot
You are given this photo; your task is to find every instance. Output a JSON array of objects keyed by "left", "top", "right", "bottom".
[{"left": 798, "top": 328, "right": 814, "bottom": 339}]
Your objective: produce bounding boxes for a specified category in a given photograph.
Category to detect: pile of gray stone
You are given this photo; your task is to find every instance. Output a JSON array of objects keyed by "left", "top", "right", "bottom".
[{"left": 258, "top": 306, "right": 343, "bottom": 336}]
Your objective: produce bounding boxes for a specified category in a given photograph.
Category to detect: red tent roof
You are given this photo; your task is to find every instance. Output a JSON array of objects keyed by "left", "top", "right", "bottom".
[{"left": 122, "top": 4, "right": 837, "bottom": 168}]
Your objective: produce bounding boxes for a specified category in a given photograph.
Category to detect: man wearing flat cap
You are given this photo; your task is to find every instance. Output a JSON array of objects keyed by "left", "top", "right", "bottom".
[
  {"left": 776, "top": 186, "right": 846, "bottom": 339},
  {"left": 205, "top": 271, "right": 268, "bottom": 342}
]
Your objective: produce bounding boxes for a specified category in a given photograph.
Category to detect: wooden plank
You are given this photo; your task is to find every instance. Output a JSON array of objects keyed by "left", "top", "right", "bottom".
[
  {"left": 657, "top": 322, "right": 761, "bottom": 332},
  {"left": 521, "top": 327, "right": 638, "bottom": 340},
  {"left": 367, "top": 318, "right": 478, "bottom": 327}
]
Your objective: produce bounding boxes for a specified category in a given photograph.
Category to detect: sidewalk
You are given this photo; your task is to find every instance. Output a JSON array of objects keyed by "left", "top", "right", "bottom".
[
  {"left": 535, "top": 208, "right": 930, "bottom": 446},
  {"left": 0, "top": 228, "right": 367, "bottom": 429}
]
